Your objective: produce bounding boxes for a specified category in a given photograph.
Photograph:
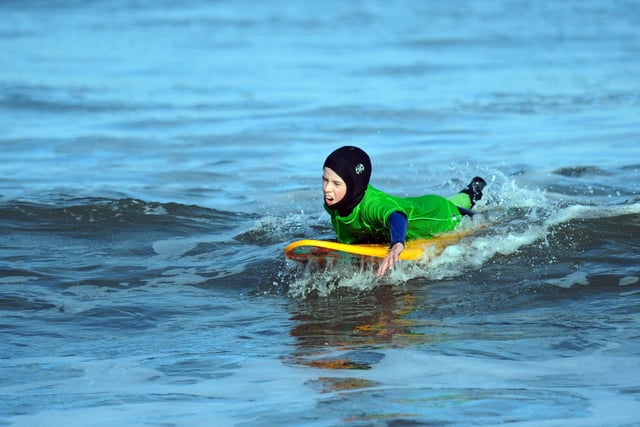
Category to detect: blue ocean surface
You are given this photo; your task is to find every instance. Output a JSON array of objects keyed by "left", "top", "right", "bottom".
[{"left": 1, "top": 0, "right": 639, "bottom": 426}]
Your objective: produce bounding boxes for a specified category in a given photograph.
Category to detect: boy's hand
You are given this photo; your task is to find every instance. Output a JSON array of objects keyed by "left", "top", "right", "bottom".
[{"left": 377, "top": 242, "right": 404, "bottom": 277}]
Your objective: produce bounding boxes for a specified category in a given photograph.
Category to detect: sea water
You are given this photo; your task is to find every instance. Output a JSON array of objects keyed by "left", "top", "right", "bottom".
[{"left": 1, "top": 0, "right": 639, "bottom": 426}]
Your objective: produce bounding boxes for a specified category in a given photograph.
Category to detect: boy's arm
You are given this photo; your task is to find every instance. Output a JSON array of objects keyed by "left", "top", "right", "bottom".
[
  {"left": 388, "top": 211, "right": 407, "bottom": 247},
  {"left": 377, "top": 211, "right": 407, "bottom": 276}
]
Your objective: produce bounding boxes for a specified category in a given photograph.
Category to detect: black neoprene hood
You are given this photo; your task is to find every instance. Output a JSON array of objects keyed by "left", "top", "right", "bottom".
[{"left": 323, "top": 146, "right": 372, "bottom": 216}]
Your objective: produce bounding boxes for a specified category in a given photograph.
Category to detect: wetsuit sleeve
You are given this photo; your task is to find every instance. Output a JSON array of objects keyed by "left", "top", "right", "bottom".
[{"left": 388, "top": 211, "right": 408, "bottom": 247}]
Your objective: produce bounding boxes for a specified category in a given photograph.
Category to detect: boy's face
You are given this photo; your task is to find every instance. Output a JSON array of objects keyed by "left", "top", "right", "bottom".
[{"left": 322, "top": 167, "right": 347, "bottom": 206}]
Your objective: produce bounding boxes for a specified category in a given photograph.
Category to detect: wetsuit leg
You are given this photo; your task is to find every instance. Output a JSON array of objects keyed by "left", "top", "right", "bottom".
[
  {"left": 446, "top": 192, "right": 472, "bottom": 209},
  {"left": 457, "top": 206, "right": 475, "bottom": 217}
]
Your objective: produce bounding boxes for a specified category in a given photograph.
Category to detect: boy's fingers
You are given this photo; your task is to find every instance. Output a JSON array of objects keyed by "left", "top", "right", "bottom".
[{"left": 377, "top": 255, "right": 395, "bottom": 276}]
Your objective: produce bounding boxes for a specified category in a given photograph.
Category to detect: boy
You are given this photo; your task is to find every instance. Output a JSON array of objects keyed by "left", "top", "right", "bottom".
[{"left": 322, "top": 146, "right": 486, "bottom": 276}]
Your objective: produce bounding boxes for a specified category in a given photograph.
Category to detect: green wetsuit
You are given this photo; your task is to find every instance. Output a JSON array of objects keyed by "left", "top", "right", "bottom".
[{"left": 324, "top": 184, "right": 472, "bottom": 244}]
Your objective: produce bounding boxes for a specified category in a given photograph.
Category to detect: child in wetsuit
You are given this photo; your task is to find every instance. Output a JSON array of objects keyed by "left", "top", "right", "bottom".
[{"left": 322, "top": 146, "right": 486, "bottom": 276}]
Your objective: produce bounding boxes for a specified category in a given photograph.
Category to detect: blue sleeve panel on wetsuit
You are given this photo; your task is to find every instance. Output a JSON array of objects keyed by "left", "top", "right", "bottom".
[{"left": 388, "top": 211, "right": 408, "bottom": 247}]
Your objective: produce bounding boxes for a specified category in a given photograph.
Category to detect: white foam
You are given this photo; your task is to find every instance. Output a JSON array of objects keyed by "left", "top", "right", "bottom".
[
  {"left": 145, "top": 267, "right": 210, "bottom": 287},
  {"left": 287, "top": 263, "right": 380, "bottom": 298},
  {"left": 4, "top": 354, "right": 319, "bottom": 427},
  {"left": 619, "top": 276, "right": 639, "bottom": 287},
  {"left": 252, "top": 210, "right": 332, "bottom": 243},
  {"left": 0, "top": 276, "right": 39, "bottom": 284},
  {"left": 545, "top": 202, "right": 640, "bottom": 226},
  {"left": 546, "top": 270, "right": 590, "bottom": 288},
  {"left": 152, "top": 238, "right": 199, "bottom": 258}
]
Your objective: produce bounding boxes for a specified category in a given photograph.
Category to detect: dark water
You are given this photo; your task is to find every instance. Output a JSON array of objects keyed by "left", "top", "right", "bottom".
[{"left": 1, "top": 0, "right": 640, "bottom": 425}]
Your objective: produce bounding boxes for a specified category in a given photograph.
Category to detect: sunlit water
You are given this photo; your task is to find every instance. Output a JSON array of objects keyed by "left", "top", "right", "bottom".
[{"left": 1, "top": 1, "right": 639, "bottom": 426}]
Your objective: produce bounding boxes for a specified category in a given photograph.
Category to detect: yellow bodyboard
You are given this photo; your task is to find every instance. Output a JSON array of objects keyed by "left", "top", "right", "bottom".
[{"left": 284, "top": 229, "right": 476, "bottom": 262}]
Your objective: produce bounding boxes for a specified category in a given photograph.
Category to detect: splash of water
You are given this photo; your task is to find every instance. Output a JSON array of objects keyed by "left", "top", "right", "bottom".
[{"left": 280, "top": 170, "right": 640, "bottom": 299}]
